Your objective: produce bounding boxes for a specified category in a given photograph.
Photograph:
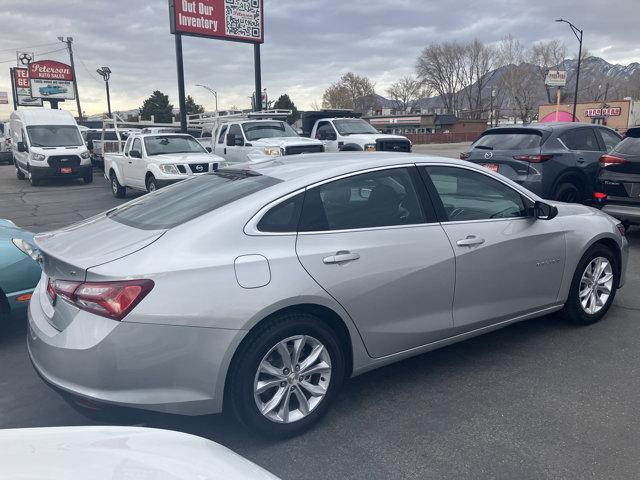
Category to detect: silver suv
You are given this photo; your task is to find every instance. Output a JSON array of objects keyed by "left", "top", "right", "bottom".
[{"left": 28, "top": 153, "right": 627, "bottom": 437}]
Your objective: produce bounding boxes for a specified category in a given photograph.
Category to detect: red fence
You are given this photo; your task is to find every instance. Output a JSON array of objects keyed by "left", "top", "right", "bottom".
[{"left": 406, "top": 132, "right": 481, "bottom": 145}]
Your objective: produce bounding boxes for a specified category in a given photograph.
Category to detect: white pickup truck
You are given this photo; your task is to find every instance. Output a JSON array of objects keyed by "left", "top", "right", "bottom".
[
  {"left": 104, "top": 132, "right": 224, "bottom": 198},
  {"left": 200, "top": 111, "right": 324, "bottom": 163},
  {"left": 302, "top": 111, "right": 412, "bottom": 153}
]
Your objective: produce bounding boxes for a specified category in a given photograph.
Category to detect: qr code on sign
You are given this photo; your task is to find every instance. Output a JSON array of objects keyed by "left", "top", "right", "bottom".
[{"left": 225, "top": 0, "right": 262, "bottom": 40}]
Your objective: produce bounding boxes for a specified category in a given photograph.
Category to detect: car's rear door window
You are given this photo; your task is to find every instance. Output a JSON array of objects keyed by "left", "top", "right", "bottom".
[
  {"left": 299, "top": 167, "right": 429, "bottom": 232},
  {"left": 560, "top": 128, "right": 600, "bottom": 151},
  {"left": 108, "top": 170, "right": 281, "bottom": 230},
  {"left": 423, "top": 166, "right": 528, "bottom": 221},
  {"left": 597, "top": 128, "right": 622, "bottom": 152}
]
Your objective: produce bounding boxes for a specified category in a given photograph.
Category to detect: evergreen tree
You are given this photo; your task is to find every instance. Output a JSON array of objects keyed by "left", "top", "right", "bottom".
[
  {"left": 273, "top": 94, "right": 300, "bottom": 124},
  {"left": 139, "top": 91, "right": 174, "bottom": 123},
  {"left": 184, "top": 95, "right": 205, "bottom": 115}
]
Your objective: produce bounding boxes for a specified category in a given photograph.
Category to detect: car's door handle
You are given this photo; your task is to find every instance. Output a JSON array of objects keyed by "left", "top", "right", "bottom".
[
  {"left": 577, "top": 157, "right": 585, "bottom": 163},
  {"left": 456, "top": 235, "right": 485, "bottom": 247},
  {"left": 323, "top": 251, "right": 360, "bottom": 264}
]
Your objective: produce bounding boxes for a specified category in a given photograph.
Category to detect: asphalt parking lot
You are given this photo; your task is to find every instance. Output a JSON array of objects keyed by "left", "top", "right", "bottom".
[{"left": 2, "top": 152, "right": 640, "bottom": 480}]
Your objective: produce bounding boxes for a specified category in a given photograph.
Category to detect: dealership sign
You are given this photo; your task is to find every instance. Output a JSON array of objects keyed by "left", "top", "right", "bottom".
[
  {"left": 28, "top": 60, "right": 75, "bottom": 100},
  {"left": 169, "top": 0, "right": 264, "bottom": 43},
  {"left": 545, "top": 70, "right": 567, "bottom": 87},
  {"left": 585, "top": 107, "right": 621, "bottom": 117},
  {"left": 12, "top": 67, "right": 43, "bottom": 106}
]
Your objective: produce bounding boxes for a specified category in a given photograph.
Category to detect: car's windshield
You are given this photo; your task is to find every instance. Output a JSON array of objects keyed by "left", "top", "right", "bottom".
[
  {"left": 27, "top": 125, "right": 83, "bottom": 147},
  {"left": 333, "top": 119, "right": 379, "bottom": 135},
  {"left": 108, "top": 170, "right": 281, "bottom": 230},
  {"left": 242, "top": 121, "right": 298, "bottom": 141},
  {"left": 474, "top": 131, "right": 542, "bottom": 150},
  {"left": 144, "top": 135, "right": 206, "bottom": 156}
]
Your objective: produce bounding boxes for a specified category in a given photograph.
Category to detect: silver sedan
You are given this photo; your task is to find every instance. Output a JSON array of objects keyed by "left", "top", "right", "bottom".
[{"left": 28, "top": 153, "right": 628, "bottom": 438}]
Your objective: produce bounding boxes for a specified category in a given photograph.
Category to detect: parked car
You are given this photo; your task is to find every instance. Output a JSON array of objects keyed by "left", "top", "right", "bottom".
[
  {"left": 303, "top": 110, "right": 412, "bottom": 153},
  {"left": 29, "top": 154, "right": 627, "bottom": 438},
  {"left": 83, "top": 129, "right": 132, "bottom": 170},
  {"left": 11, "top": 109, "right": 93, "bottom": 186},
  {"left": 593, "top": 126, "right": 640, "bottom": 226},
  {"left": 39, "top": 85, "right": 68, "bottom": 96},
  {"left": 0, "top": 426, "right": 279, "bottom": 479},
  {"left": 104, "top": 132, "right": 224, "bottom": 197},
  {"left": 0, "top": 219, "right": 41, "bottom": 324},
  {"left": 461, "top": 123, "right": 622, "bottom": 203}
]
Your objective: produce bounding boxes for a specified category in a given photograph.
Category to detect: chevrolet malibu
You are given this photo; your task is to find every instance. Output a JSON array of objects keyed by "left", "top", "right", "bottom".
[{"left": 28, "top": 153, "right": 628, "bottom": 438}]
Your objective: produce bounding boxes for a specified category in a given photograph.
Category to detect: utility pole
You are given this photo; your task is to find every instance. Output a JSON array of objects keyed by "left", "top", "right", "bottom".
[
  {"left": 555, "top": 19, "right": 583, "bottom": 122},
  {"left": 58, "top": 36, "right": 83, "bottom": 121}
]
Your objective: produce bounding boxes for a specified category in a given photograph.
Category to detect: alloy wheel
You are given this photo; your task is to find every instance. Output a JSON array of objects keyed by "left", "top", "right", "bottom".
[
  {"left": 579, "top": 256, "right": 613, "bottom": 314},
  {"left": 253, "top": 335, "right": 332, "bottom": 424}
]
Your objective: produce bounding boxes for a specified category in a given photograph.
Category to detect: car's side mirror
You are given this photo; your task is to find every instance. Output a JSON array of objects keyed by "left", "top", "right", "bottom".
[
  {"left": 206, "top": 146, "right": 212, "bottom": 153},
  {"left": 534, "top": 201, "right": 558, "bottom": 220},
  {"left": 129, "top": 149, "right": 141, "bottom": 158},
  {"left": 17, "top": 141, "right": 27, "bottom": 153},
  {"left": 226, "top": 133, "right": 235, "bottom": 146},
  {"left": 234, "top": 136, "right": 244, "bottom": 147}
]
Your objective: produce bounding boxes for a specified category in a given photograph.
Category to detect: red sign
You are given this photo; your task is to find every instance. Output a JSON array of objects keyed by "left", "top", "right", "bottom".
[
  {"left": 585, "top": 107, "right": 621, "bottom": 118},
  {"left": 169, "top": 0, "right": 264, "bottom": 44},
  {"left": 14, "top": 67, "right": 29, "bottom": 89},
  {"left": 29, "top": 60, "right": 74, "bottom": 81}
]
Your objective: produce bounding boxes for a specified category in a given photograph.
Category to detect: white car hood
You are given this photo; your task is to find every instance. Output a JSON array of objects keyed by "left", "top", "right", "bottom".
[
  {"left": 251, "top": 136, "right": 323, "bottom": 148},
  {"left": 341, "top": 133, "right": 409, "bottom": 144},
  {"left": 0, "top": 426, "right": 280, "bottom": 480},
  {"left": 151, "top": 152, "right": 224, "bottom": 164}
]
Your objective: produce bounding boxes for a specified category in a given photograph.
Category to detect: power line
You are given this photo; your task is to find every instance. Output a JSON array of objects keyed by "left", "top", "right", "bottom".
[
  {"left": 0, "top": 42, "right": 59, "bottom": 53},
  {"left": 0, "top": 47, "right": 67, "bottom": 65},
  {"left": 73, "top": 47, "right": 102, "bottom": 83}
]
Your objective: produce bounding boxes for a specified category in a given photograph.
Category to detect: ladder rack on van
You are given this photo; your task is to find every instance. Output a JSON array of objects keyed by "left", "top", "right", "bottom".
[{"left": 187, "top": 110, "right": 293, "bottom": 134}]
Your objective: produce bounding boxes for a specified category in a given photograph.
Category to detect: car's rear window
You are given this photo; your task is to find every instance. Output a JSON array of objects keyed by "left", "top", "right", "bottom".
[
  {"left": 615, "top": 136, "right": 640, "bottom": 156},
  {"left": 474, "top": 131, "right": 542, "bottom": 150},
  {"left": 108, "top": 170, "right": 281, "bottom": 230}
]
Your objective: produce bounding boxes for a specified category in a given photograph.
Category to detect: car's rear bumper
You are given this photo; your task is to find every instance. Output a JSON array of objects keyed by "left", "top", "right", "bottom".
[
  {"left": 30, "top": 164, "right": 92, "bottom": 180},
  {"left": 602, "top": 204, "right": 640, "bottom": 225},
  {"left": 27, "top": 280, "right": 244, "bottom": 416}
]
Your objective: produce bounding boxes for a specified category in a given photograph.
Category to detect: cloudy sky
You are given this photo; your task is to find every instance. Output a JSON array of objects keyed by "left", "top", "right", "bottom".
[{"left": 0, "top": 0, "right": 638, "bottom": 119}]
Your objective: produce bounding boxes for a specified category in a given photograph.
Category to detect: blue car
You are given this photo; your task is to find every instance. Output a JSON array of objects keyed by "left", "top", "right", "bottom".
[{"left": 0, "top": 219, "right": 42, "bottom": 322}]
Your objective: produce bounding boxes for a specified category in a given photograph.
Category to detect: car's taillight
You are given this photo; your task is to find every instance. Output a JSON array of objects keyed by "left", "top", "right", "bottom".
[
  {"left": 48, "top": 278, "right": 154, "bottom": 320},
  {"left": 512, "top": 154, "right": 554, "bottom": 163},
  {"left": 599, "top": 154, "right": 626, "bottom": 167},
  {"left": 593, "top": 192, "right": 608, "bottom": 200},
  {"left": 459, "top": 152, "right": 470, "bottom": 160}
]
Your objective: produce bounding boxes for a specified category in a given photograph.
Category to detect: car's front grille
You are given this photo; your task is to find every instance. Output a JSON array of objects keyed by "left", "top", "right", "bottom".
[
  {"left": 285, "top": 145, "right": 324, "bottom": 155},
  {"left": 376, "top": 139, "right": 411, "bottom": 152},
  {"left": 176, "top": 165, "right": 187, "bottom": 173},
  {"left": 48, "top": 155, "right": 81, "bottom": 168},
  {"left": 189, "top": 163, "right": 209, "bottom": 173}
]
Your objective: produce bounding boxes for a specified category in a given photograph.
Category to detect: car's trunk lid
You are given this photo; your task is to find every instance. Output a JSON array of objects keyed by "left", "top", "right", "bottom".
[{"left": 34, "top": 214, "right": 165, "bottom": 281}]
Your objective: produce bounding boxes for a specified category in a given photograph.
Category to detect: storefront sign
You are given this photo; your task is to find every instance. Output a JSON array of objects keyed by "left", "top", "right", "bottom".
[
  {"left": 169, "top": 0, "right": 264, "bottom": 44},
  {"left": 370, "top": 116, "right": 422, "bottom": 125},
  {"left": 13, "top": 67, "right": 43, "bottom": 106},
  {"left": 585, "top": 107, "right": 621, "bottom": 117},
  {"left": 545, "top": 70, "right": 567, "bottom": 87},
  {"left": 28, "top": 60, "right": 75, "bottom": 100}
]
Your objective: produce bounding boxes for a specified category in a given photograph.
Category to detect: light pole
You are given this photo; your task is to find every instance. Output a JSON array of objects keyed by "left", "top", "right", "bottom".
[
  {"left": 196, "top": 84, "right": 218, "bottom": 114},
  {"left": 555, "top": 18, "right": 583, "bottom": 122},
  {"left": 96, "top": 66, "right": 112, "bottom": 117}
]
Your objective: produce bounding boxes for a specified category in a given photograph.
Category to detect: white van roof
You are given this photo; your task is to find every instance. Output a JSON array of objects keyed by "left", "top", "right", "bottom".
[{"left": 11, "top": 108, "right": 77, "bottom": 126}]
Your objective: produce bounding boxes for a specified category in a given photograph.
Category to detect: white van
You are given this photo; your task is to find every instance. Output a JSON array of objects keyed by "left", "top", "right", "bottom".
[{"left": 11, "top": 109, "right": 92, "bottom": 186}]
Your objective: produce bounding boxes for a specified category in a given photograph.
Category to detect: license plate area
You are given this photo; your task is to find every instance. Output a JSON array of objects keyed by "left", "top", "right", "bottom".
[
  {"left": 60, "top": 167, "right": 73, "bottom": 174},
  {"left": 481, "top": 163, "right": 499, "bottom": 172}
]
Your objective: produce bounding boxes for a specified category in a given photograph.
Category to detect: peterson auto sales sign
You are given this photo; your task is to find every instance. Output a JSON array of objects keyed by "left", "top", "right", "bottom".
[
  {"left": 169, "top": 0, "right": 264, "bottom": 44},
  {"left": 28, "top": 60, "right": 75, "bottom": 100}
]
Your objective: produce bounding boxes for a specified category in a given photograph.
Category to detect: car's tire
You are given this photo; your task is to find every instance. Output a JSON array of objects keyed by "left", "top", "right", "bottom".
[
  {"left": 29, "top": 171, "right": 39, "bottom": 186},
  {"left": 15, "top": 164, "right": 25, "bottom": 180},
  {"left": 83, "top": 173, "right": 93, "bottom": 184},
  {"left": 110, "top": 172, "right": 126, "bottom": 198},
  {"left": 228, "top": 312, "right": 345, "bottom": 438},
  {"left": 562, "top": 243, "right": 619, "bottom": 325},
  {"left": 146, "top": 175, "right": 158, "bottom": 193},
  {"left": 554, "top": 181, "right": 582, "bottom": 203}
]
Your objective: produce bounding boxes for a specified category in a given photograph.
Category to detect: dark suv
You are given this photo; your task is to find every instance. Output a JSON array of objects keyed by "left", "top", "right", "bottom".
[{"left": 461, "top": 123, "right": 622, "bottom": 203}]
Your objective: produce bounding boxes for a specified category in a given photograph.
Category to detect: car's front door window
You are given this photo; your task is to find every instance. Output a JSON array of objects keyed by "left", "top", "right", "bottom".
[{"left": 424, "top": 166, "right": 528, "bottom": 221}]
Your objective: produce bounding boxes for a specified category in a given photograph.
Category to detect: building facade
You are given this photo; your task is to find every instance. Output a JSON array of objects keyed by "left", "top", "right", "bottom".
[{"left": 538, "top": 99, "right": 640, "bottom": 131}]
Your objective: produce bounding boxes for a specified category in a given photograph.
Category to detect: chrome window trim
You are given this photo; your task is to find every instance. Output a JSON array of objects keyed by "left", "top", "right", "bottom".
[
  {"left": 245, "top": 163, "right": 433, "bottom": 236},
  {"left": 417, "top": 162, "right": 537, "bottom": 224}
]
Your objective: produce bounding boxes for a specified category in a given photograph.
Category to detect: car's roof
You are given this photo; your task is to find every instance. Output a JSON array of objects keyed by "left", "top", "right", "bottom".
[
  {"left": 222, "top": 153, "right": 468, "bottom": 185},
  {"left": 486, "top": 122, "right": 613, "bottom": 133},
  {"left": 12, "top": 108, "right": 77, "bottom": 126}
]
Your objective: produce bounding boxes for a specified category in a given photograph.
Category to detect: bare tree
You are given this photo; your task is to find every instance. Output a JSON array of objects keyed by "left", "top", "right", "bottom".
[
  {"left": 386, "top": 76, "right": 431, "bottom": 113},
  {"left": 531, "top": 40, "right": 566, "bottom": 103},
  {"left": 322, "top": 72, "right": 377, "bottom": 113},
  {"left": 416, "top": 42, "right": 465, "bottom": 114},
  {"left": 497, "top": 35, "right": 540, "bottom": 124},
  {"left": 459, "top": 39, "right": 497, "bottom": 119},
  {"left": 310, "top": 99, "right": 323, "bottom": 111}
]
